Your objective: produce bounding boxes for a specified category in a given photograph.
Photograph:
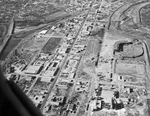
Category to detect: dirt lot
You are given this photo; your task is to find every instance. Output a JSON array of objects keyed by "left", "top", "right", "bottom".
[{"left": 115, "top": 61, "right": 145, "bottom": 75}]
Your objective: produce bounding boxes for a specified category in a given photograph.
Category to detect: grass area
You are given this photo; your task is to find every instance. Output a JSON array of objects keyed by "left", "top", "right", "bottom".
[
  {"left": 0, "top": 25, "right": 7, "bottom": 38},
  {"left": 0, "top": 24, "right": 9, "bottom": 46},
  {"left": 15, "top": 20, "right": 43, "bottom": 27},
  {"left": 0, "top": 37, "right": 21, "bottom": 60},
  {"left": 42, "top": 37, "right": 61, "bottom": 54},
  {"left": 140, "top": 4, "right": 150, "bottom": 28}
]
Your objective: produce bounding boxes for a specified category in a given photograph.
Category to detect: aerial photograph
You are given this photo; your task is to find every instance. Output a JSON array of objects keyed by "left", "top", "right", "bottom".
[{"left": 1, "top": 0, "right": 150, "bottom": 116}]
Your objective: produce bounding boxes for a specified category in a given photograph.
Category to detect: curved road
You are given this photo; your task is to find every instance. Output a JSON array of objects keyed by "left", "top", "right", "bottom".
[
  {"left": 122, "top": 1, "right": 150, "bottom": 23},
  {"left": 107, "top": 3, "right": 132, "bottom": 30},
  {"left": 107, "top": 1, "right": 149, "bottom": 30}
]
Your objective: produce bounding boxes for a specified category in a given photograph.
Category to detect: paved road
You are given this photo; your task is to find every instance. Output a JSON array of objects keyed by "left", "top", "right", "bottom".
[
  {"left": 83, "top": 67, "right": 97, "bottom": 116},
  {"left": 132, "top": 2, "right": 150, "bottom": 23},
  {"left": 107, "top": 3, "right": 131, "bottom": 29},
  {"left": 119, "top": 1, "right": 147, "bottom": 19},
  {"left": 40, "top": 3, "right": 94, "bottom": 111},
  {"left": 141, "top": 40, "right": 150, "bottom": 94},
  {"left": 40, "top": 53, "right": 68, "bottom": 110}
]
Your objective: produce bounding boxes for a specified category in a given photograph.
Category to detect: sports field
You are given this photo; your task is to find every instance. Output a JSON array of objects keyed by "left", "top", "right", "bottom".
[{"left": 42, "top": 37, "right": 61, "bottom": 54}]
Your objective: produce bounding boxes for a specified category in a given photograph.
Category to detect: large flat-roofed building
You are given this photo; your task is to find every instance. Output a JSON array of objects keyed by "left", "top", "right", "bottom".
[{"left": 24, "top": 65, "right": 42, "bottom": 74}]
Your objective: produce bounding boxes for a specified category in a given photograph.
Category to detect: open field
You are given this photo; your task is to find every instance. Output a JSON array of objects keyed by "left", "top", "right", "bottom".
[
  {"left": 0, "top": 38, "right": 21, "bottom": 60},
  {"left": 140, "top": 4, "right": 150, "bottom": 28},
  {"left": 0, "top": 24, "right": 7, "bottom": 38},
  {"left": 0, "top": 27, "right": 6, "bottom": 44},
  {"left": 0, "top": 24, "right": 9, "bottom": 46}
]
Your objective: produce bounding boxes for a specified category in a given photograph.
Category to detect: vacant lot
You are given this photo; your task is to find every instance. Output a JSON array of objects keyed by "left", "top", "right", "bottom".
[
  {"left": 42, "top": 37, "right": 61, "bottom": 53},
  {"left": 115, "top": 62, "right": 145, "bottom": 75}
]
